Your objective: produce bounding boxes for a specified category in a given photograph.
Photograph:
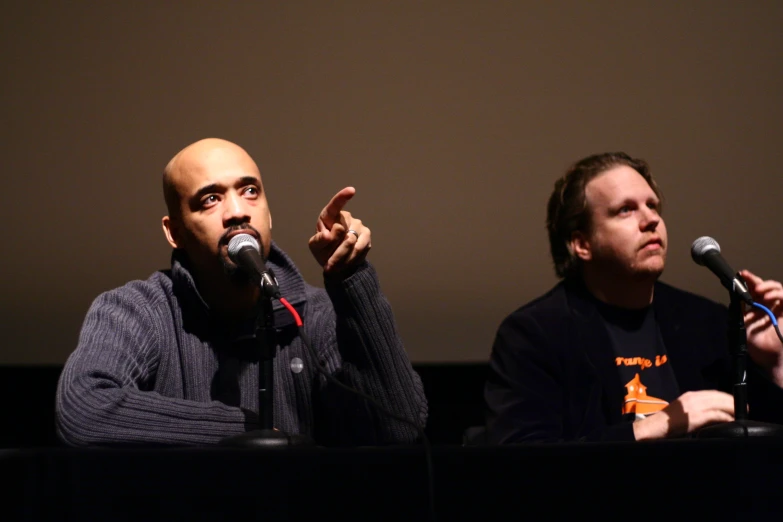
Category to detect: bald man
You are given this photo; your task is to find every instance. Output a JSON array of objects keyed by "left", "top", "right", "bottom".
[{"left": 56, "top": 138, "right": 427, "bottom": 446}]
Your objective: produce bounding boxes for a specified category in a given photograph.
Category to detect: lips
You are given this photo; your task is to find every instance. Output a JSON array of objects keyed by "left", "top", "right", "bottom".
[{"left": 641, "top": 237, "right": 664, "bottom": 250}]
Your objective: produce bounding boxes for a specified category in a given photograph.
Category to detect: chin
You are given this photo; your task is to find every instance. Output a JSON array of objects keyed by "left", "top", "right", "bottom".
[
  {"left": 633, "top": 262, "right": 665, "bottom": 280},
  {"left": 218, "top": 255, "right": 247, "bottom": 284}
]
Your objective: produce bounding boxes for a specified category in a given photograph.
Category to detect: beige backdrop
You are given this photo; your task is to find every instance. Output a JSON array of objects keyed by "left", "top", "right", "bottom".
[{"left": 2, "top": 1, "right": 782, "bottom": 364}]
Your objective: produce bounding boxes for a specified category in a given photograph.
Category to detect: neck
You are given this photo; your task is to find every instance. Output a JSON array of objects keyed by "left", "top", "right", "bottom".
[
  {"left": 194, "top": 267, "right": 261, "bottom": 322},
  {"left": 581, "top": 268, "right": 656, "bottom": 309}
]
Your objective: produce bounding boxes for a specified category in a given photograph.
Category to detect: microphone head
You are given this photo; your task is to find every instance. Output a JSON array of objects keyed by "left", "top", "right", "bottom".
[
  {"left": 690, "top": 236, "right": 721, "bottom": 266},
  {"left": 227, "top": 233, "right": 260, "bottom": 262}
]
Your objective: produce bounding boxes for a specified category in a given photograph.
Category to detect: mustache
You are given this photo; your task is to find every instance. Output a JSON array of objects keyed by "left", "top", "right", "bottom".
[{"left": 218, "top": 224, "right": 262, "bottom": 248}]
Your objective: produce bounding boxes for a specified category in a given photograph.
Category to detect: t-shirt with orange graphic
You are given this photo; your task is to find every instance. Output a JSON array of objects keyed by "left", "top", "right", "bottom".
[{"left": 594, "top": 299, "right": 680, "bottom": 420}]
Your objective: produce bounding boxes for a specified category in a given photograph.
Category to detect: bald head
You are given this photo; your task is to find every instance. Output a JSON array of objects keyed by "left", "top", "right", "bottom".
[{"left": 162, "top": 138, "right": 259, "bottom": 217}]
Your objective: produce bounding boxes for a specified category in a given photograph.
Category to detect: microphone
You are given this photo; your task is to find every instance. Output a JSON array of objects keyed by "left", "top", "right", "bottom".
[
  {"left": 227, "top": 233, "right": 281, "bottom": 299},
  {"left": 690, "top": 236, "right": 753, "bottom": 305}
]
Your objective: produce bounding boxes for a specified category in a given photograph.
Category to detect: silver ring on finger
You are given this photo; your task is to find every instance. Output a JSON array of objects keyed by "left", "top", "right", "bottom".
[{"left": 347, "top": 229, "right": 359, "bottom": 238}]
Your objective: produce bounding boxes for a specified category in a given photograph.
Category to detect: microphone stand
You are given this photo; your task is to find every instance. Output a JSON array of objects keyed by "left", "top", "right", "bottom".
[
  {"left": 697, "top": 273, "right": 783, "bottom": 438},
  {"left": 220, "top": 279, "right": 314, "bottom": 448}
]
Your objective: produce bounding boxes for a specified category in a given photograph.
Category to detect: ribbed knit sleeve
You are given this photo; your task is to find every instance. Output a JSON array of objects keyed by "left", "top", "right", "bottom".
[
  {"left": 56, "top": 282, "right": 253, "bottom": 446},
  {"left": 311, "top": 262, "right": 428, "bottom": 445}
]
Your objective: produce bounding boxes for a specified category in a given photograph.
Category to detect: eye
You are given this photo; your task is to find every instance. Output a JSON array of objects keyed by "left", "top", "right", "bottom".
[
  {"left": 618, "top": 205, "right": 631, "bottom": 215},
  {"left": 202, "top": 195, "right": 219, "bottom": 208}
]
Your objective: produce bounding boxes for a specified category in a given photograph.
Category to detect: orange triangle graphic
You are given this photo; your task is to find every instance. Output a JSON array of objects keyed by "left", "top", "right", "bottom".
[{"left": 622, "top": 373, "right": 668, "bottom": 415}]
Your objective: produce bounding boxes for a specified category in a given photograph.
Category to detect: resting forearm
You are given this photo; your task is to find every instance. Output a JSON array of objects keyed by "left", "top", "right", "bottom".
[{"left": 57, "top": 378, "right": 252, "bottom": 446}]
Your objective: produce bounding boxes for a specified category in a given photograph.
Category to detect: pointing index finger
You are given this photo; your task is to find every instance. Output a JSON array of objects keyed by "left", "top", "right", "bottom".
[{"left": 319, "top": 186, "right": 356, "bottom": 228}]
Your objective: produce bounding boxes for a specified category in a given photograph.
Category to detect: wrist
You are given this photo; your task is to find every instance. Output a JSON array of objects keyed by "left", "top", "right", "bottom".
[
  {"left": 323, "top": 266, "right": 358, "bottom": 282},
  {"left": 768, "top": 355, "right": 783, "bottom": 388},
  {"left": 323, "top": 260, "right": 369, "bottom": 284},
  {"left": 632, "top": 414, "right": 666, "bottom": 441},
  {"left": 750, "top": 348, "right": 783, "bottom": 387}
]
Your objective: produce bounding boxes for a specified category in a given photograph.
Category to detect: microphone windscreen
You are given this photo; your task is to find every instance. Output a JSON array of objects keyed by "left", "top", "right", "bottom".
[
  {"left": 228, "top": 233, "right": 260, "bottom": 260},
  {"left": 690, "top": 236, "right": 721, "bottom": 266}
]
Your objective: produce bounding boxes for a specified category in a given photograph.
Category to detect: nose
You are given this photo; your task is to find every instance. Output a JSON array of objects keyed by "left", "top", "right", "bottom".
[
  {"left": 640, "top": 207, "right": 660, "bottom": 232},
  {"left": 222, "top": 191, "right": 250, "bottom": 227}
]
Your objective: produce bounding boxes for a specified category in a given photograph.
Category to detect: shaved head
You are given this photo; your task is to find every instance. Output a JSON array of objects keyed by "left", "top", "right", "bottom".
[{"left": 163, "top": 138, "right": 257, "bottom": 218}]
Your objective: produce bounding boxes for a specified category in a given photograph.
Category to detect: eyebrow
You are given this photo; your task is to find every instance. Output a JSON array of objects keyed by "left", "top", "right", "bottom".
[
  {"left": 192, "top": 176, "right": 261, "bottom": 201},
  {"left": 193, "top": 183, "right": 221, "bottom": 202},
  {"left": 609, "top": 195, "right": 660, "bottom": 211}
]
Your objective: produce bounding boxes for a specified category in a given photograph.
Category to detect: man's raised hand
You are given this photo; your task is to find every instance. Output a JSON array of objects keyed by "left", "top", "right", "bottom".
[{"left": 309, "top": 187, "right": 372, "bottom": 277}]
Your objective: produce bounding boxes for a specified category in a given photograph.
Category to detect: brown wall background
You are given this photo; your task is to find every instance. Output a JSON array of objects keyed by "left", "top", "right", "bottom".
[{"left": 2, "top": 1, "right": 782, "bottom": 364}]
